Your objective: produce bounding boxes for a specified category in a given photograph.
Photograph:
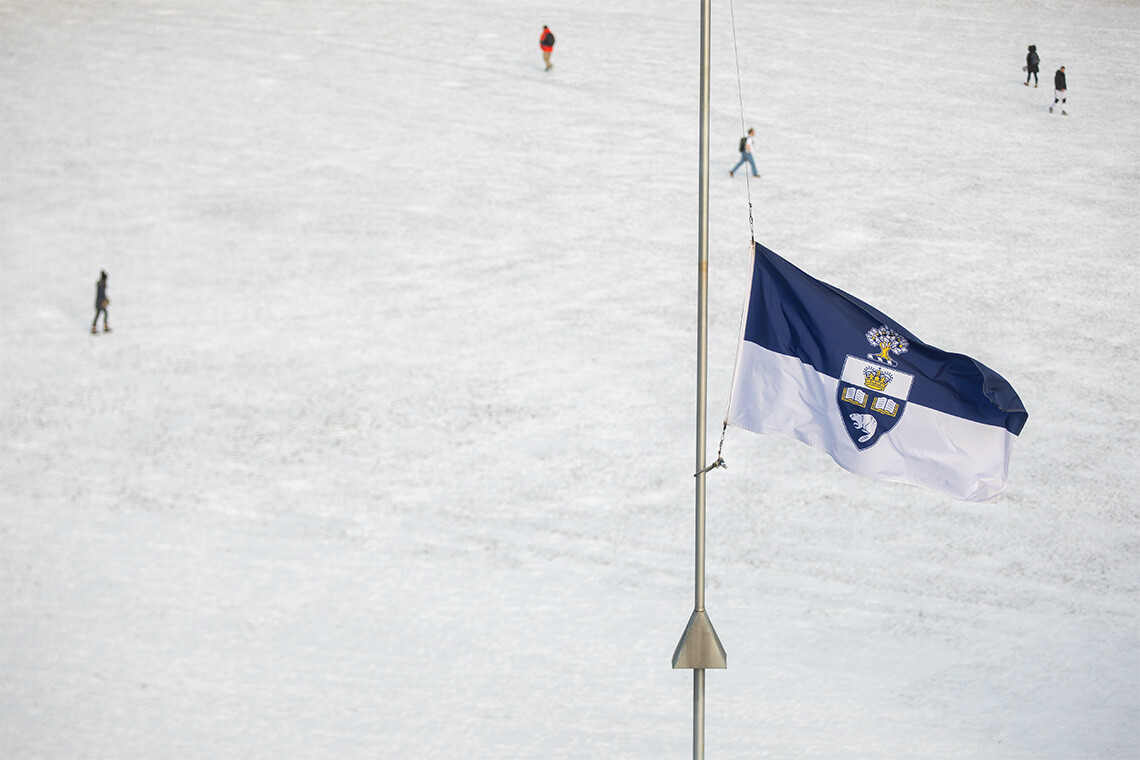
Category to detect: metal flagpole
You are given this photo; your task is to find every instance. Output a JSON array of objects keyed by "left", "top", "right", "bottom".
[{"left": 672, "top": 0, "right": 726, "bottom": 758}]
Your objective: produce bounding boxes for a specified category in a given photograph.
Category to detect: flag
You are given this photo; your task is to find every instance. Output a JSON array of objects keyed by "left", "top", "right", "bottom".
[{"left": 725, "top": 242, "right": 1028, "bottom": 502}]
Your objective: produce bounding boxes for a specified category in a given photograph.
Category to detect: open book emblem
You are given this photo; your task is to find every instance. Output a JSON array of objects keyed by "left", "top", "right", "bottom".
[{"left": 837, "top": 356, "right": 914, "bottom": 450}]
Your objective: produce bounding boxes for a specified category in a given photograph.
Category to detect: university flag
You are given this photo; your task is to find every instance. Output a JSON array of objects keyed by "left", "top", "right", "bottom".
[{"left": 725, "top": 242, "right": 1028, "bottom": 502}]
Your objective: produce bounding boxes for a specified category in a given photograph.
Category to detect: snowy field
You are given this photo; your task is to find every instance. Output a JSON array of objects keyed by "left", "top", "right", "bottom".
[{"left": 2, "top": 0, "right": 1138, "bottom": 757}]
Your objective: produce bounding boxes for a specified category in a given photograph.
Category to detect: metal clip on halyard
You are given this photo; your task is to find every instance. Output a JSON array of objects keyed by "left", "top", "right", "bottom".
[
  {"left": 695, "top": 457, "right": 726, "bottom": 478},
  {"left": 694, "top": 421, "right": 729, "bottom": 477}
]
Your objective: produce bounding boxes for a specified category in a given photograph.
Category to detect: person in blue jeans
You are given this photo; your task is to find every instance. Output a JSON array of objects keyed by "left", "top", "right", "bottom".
[{"left": 730, "top": 128, "right": 759, "bottom": 177}]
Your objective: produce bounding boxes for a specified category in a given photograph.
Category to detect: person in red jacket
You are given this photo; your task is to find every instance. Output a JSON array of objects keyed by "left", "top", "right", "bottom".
[{"left": 539, "top": 26, "right": 555, "bottom": 71}]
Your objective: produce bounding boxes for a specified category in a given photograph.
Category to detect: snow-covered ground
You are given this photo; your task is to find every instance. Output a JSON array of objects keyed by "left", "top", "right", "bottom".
[{"left": 2, "top": 0, "right": 1137, "bottom": 757}]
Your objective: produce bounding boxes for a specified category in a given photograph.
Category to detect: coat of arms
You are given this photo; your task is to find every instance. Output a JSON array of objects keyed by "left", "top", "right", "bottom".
[{"left": 837, "top": 326, "right": 914, "bottom": 449}]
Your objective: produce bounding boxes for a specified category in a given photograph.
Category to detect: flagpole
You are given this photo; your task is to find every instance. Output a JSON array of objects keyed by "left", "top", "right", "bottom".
[
  {"left": 672, "top": 0, "right": 726, "bottom": 758},
  {"left": 695, "top": 0, "right": 711, "bottom": 617}
]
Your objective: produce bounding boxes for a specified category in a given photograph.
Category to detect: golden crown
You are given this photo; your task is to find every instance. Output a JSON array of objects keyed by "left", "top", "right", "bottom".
[{"left": 863, "top": 366, "right": 892, "bottom": 391}]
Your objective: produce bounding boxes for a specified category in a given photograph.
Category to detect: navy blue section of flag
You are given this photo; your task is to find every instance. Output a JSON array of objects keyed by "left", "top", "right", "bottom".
[{"left": 741, "top": 243, "right": 1027, "bottom": 433}]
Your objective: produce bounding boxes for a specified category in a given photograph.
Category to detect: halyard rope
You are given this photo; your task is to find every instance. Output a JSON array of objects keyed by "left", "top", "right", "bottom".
[
  {"left": 705, "top": 0, "right": 755, "bottom": 470},
  {"left": 728, "top": 0, "right": 755, "bottom": 238}
]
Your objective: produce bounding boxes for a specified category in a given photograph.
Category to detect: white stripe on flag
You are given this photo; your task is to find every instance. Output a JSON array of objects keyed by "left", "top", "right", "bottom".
[{"left": 727, "top": 342, "right": 1016, "bottom": 502}]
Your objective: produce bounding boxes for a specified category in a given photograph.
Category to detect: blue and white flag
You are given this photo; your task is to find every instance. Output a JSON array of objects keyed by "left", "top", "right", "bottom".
[{"left": 725, "top": 242, "right": 1028, "bottom": 502}]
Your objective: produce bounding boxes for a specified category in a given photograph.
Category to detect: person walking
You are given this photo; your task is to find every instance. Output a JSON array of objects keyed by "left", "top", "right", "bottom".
[
  {"left": 1024, "top": 45, "right": 1039, "bottom": 87},
  {"left": 1050, "top": 66, "right": 1067, "bottom": 114},
  {"left": 91, "top": 270, "right": 110, "bottom": 333},
  {"left": 730, "top": 127, "right": 760, "bottom": 178},
  {"left": 539, "top": 26, "right": 555, "bottom": 71}
]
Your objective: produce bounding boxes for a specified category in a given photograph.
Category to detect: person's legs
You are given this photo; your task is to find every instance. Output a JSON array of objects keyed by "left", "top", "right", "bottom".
[{"left": 746, "top": 154, "right": 758, "bottom": 176}]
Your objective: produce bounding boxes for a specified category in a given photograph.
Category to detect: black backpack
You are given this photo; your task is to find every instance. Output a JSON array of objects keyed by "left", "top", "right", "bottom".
[{"left": 738, "top": 136, "right": 747, "bottom": 152}]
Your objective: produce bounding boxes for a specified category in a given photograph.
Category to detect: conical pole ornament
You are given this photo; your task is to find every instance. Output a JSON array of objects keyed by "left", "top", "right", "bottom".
[{"left": 672, "top": 609, "right": 727, "bottom": 669}]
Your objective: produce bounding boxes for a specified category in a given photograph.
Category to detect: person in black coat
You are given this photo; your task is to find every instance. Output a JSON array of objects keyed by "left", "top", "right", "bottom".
[
  {"left": 1024, "top": 45, "right": 1039, "bottom": 87},
  {"left": 91, "top": 270, "right": 110, "bottom": 333},
  {"left": 1050, "top": 66, "right": 1067, "bottom": 114}
]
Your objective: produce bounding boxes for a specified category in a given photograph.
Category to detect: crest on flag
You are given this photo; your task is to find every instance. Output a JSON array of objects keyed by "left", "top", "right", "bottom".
[
  {"left": 838, "top": 327, "right": 915, "bottom": 450},
  {"left": 865, "top": 325, "right": 909, "bottom": 367}
]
